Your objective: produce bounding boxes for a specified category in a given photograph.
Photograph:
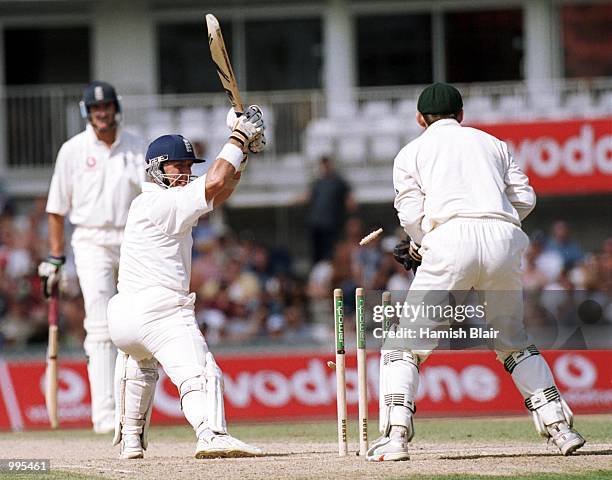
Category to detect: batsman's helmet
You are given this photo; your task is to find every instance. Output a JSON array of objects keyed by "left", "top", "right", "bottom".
[
  {"left": 79, "top": 81, "right": 121, "bottom": 118},
  {"left": 145, "top": 134, "right": 205, "bottom": 188}
]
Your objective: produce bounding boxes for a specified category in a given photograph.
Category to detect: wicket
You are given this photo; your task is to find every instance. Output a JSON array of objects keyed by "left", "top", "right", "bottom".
[
  {"left": 332, "top": 288, "right": 375, "bottom": 457},
  {"left": 333, "top": 288, "right": 348, "bottom": 456},
  {"left": 355, "top": 288, "right": 368, "bottom": 456}
]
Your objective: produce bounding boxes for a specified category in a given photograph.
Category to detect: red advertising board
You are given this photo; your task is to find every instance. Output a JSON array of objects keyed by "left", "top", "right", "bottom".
[
  {"left": 0, "top": 351, "right": 610, "bottom": 431},
  {"left": 473, "top": 118, "right": 612, "bottom": 195}
]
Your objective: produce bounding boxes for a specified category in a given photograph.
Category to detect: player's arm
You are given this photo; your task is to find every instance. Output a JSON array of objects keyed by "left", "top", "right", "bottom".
[
  {"left": 393, "top": 150, "right": 426, "bottom": 244},
  {"left": 503, "top": 145, "right": 536, "bottom": 220},
  {"left": 39, "top": 146, "right": 71, "bottom": 297},
  {"left": 205, "top": 105, "right": 265, "bottom": 205},
  {"left": 48, "top": 213, "right": 65, "bottom": 257}
]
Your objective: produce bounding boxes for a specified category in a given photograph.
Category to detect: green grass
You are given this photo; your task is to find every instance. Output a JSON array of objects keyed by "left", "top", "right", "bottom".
[
  {"left": 2, "top": 414, "right": 611, "bottom": 444},
  {"left": 149, "top": 414, "right": 612, "bottom": 444}
]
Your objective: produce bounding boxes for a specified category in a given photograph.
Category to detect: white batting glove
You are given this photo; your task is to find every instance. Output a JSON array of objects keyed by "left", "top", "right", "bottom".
[
  {"left": 230, "top": 118, "right": 262, "bottom": 151},
  {"left": 38, "top": 255, "right": 65, "bottom": 298},
  {"left": 227, "top": 105, "right": 266, "bottom": 153},
  {"left": 245, "top": 105, "right": 266, "bottom": 154},
  {"left": 226, "top": 108, "right": 239, "bottom": 131}
]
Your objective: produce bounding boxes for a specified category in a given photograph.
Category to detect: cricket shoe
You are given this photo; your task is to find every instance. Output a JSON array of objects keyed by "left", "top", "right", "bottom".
[
  {"left": 195, "top": 429, "right": 262, "bottom": 459},
  {"left": 548, "top": 422, "right": 585, "bottom": 456},
  {"left": 366, "top": 426, "right": 410, "bottom": 462},
  {"left": 120, "top": 434, "right": 144, "bottom": 459}
]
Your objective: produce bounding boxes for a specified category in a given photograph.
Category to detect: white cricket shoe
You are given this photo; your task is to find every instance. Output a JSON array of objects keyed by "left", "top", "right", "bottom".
[
  {"left": 195, "top": 430, "right": 262, "bottom": 459},
  {"left": 548, "top": 422, "right": 585, "bottom": 455},
  {"left": 366, "top": 426, "right": 410, "bottom": 462},
  {"left": 120, "top": 434, "right": 144, "bottom": 459}
]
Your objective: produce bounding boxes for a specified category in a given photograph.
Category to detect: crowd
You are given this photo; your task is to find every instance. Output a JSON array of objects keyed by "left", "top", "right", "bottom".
[{"left": 0, "top": 190, "right": 609, "bottom": 351}]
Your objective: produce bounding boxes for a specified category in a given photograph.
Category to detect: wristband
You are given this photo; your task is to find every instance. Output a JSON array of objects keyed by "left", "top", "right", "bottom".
[
  {"left": 219, "top": 143, "right": 244, "bottom": 171},
  {"left": 48, "top": 255, "right": 66, "bottom": 266}
]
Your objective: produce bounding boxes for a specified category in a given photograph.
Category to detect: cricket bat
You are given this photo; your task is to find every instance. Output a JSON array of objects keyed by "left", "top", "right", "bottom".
[
  {"left": 45, "top": 287, "right": 59, "bottom": 429},
  {"left": 206, "top": 14, "right": 244, "bottom": 115}
]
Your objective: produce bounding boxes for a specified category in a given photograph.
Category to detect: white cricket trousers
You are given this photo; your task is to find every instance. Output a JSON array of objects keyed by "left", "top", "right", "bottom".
[
  {"left": 108, "top": 286, "right": 209, "bottom": 432},
  {"left": 406, "top": 217, "right": 531, "bottom": 356},
  {"left": 380, "top": 218, "right": 560, "bottom": 433},
  {"left": 72, "top": 230, "right": 121, "bottom": 432}
]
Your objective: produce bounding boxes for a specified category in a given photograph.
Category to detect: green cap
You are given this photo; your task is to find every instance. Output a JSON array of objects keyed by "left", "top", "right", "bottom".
[{"left": 417, "top": 83, "right": 463, "bottom": 115}]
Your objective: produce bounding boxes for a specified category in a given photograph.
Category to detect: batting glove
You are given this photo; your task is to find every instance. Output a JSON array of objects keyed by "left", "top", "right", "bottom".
[
  {"left": 38, "top": 255, "right": 65, "bottom": 298},
  {"left": 244, "top": 105, "right": 266, "bottom": 154},
  {"left": 228, "top": 105, "right": 266, "bottom": 153}
]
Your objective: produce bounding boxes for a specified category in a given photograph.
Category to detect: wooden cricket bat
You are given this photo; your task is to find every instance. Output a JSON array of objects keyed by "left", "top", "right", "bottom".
[
  {"left": 45, "top": 288, "right": 59, "bottom": 429},
  {"left": 206, "top": 14, "right": 244, "bottom": 115}
]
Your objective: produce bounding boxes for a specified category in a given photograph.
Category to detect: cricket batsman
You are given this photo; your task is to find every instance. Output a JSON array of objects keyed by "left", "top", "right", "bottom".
[
  {"left": 367, "top": 83, "right": 585, "bottom": 461},
  {"left": 107, "top": 106, "right": 265, "bottom": 459},
  {"left": 38, "top": 81, "right": 146, "bottom": 433}
]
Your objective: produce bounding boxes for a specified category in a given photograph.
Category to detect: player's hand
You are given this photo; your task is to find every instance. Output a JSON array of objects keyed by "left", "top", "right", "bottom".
[
  {"left": 38, "top": 255, "right": 66, "bottom": 298},
  {"left": 244, "top": 105, "right": 266, "bottom": 154},
  {"left": 392, "top": 237, "right": 421, "bottom": 273},
  {"left": 227, "top": 105, "right": 266, "bottom": 154}
]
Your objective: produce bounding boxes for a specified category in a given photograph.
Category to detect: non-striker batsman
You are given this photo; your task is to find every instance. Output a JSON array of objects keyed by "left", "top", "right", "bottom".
[{"left": 39, "top": 81, "right": 146, "bottom": 433}]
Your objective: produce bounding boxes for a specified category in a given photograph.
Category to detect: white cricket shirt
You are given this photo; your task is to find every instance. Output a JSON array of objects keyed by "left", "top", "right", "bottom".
[
  {"left": 117, "top": 175, "right": 212, "bottom": 295},
  {"left": 393, "top": 119, "right": 536, "bottom": 244},
  {"left": 46, "top": 124, "right": 146, "bottom": 229}
]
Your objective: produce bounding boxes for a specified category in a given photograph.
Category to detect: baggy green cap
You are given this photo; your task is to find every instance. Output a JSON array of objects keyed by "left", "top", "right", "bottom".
[{"left": 417, "top": 83, "right": 463, "bottom": 115}]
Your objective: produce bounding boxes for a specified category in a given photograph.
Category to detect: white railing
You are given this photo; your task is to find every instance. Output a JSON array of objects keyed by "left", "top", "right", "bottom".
[{"left": 1, "top": 78, "right": 610, "bottom": 205}]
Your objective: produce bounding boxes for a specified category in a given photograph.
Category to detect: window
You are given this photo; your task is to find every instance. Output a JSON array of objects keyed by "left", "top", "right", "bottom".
[
  {"left": 158, "top": 22, "right": 233, "bottom": 94},
  {"left": 562, "top": 4, "right": 612, "bottom": 78},
  {"left": 4, "top": 27, "right": 90, "bottom": 84},
  {"left": 357, "top": 14, "right": 432, "bottom": 87},
  {"left": 245, "top": 18, "right": 321, "bottom": 90},
  {"left": 445, "top": 9, "right": 523, "bottom": 83}
]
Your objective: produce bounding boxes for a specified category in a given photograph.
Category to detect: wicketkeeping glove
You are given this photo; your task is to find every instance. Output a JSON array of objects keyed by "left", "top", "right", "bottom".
[
  {"left": 38, "top": 255, "right": 66, "bottom": 298},
  {"left": 392, "top": 237, "right": 422, "bottom": 274}
]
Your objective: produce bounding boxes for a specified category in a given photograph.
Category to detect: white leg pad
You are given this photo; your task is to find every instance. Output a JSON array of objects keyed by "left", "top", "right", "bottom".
[
  {"left": 379, "top": 350, "right": 419, "bottom": 438},
  {"left": 180, "top": 375, "right": 208, "bottom": 438},
  {"left": 205, "top": 352, "right": 227, "bottom": 434},
  {"left": 113, "top": 353, "right": 158, "bottom": 450},
  {"left": 526, "top": 387, "right": 573, "bottom": 438},
  {"left": 500, "top": 346, "right": 574, "bottom": 439},
  {"left": 85, "top": 339, "right": 117, "bottom": 431},
  {"left": 499, "top": 345, "right": 555, "bottom": 398}
]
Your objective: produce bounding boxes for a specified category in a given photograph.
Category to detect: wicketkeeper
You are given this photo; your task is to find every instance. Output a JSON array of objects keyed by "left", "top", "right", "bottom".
[
  {"left": 107, "top": 106, "right": 265, "bottom": 459},
  {"left": 368, "top": 83, "right": 585, "bottom": 462}
]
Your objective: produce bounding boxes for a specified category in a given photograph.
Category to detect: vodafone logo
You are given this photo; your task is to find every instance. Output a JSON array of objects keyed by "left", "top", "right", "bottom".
[
  {"left": 507, "top": 124, "right": 612, "bottom": 178},
  {"left": 86, "top": 156, "right": 97, "bottom": 168},
  {"left": 553, "top": 353, "right": 597, "bottom": 389},
  {"left": 38, "top": 368, "right": 88, "bottom": 405}
]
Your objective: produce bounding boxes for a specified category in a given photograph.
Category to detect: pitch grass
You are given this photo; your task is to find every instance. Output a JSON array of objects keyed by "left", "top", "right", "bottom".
[
  {"left": 2, "top": 414, "right": 611, "bottom": 443},
  {"left": 149, "top": 414, "right": 612, "bottom": 443}
]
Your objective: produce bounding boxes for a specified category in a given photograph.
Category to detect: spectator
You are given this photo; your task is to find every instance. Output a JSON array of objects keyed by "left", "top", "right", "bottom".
[
  {"left": 304, "top": 157, "right": 356, "bottom": 263},
  {"left": 546, "top": 221, "right": 584, "bottom": 269},
  {"left": 527, "top": 230, "right": 564, "bottom": 283}
]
